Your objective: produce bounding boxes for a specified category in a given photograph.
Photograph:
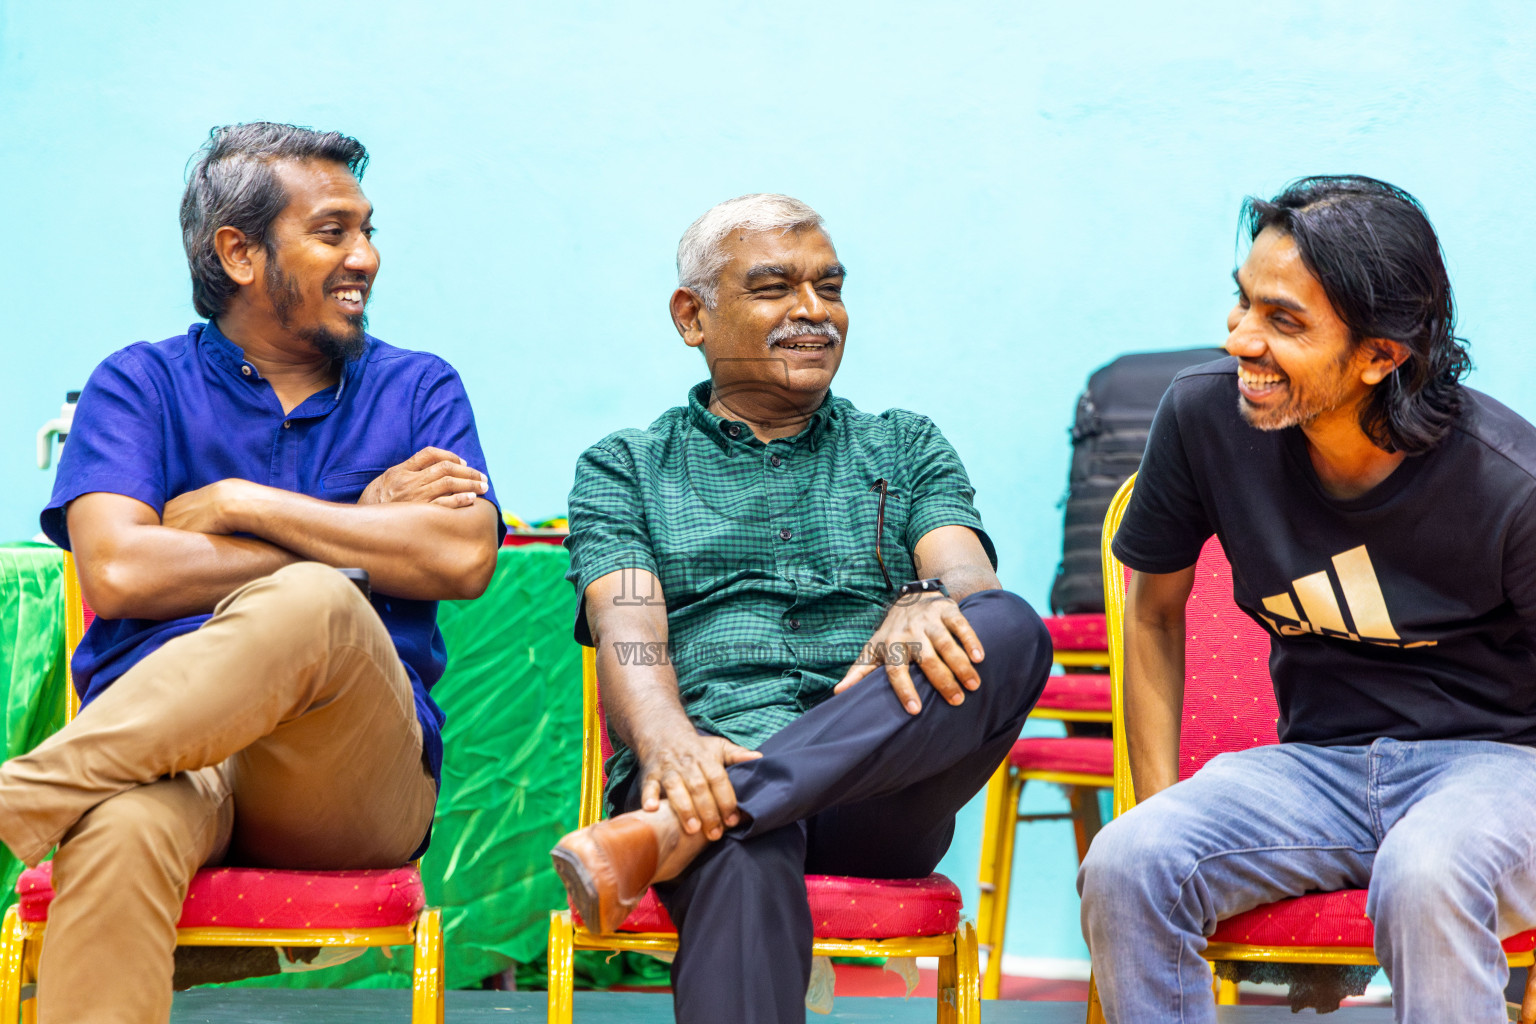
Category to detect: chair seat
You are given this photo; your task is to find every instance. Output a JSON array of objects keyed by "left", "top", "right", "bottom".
[
  {"left": 1036, "top": 673, "right": 1111, "bottom": 713},
  {"left": 572, "top": 872, "right": 962, "bottom": 939},
  {"left": 1209, "top": 889, "right": 1536, "bottom": 953},
  {"left": 1009, "top": 736, "right": 1113, "bottom": 777},
  {"left": 17, "top": 861, "right": 425, "bottom": 929},
  {"left": 1043, "top": 614, "right": 1107, "bottom": 652}
]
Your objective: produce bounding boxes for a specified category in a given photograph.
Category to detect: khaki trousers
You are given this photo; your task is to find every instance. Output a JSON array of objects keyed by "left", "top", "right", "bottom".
[{"left": 0, "top": 561, "right": 438, "bottom": 1024}]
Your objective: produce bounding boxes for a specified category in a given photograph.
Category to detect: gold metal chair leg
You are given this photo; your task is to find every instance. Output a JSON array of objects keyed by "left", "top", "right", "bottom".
[
  {"left": 953, "top": 922, "right": 981, "bottom": 1024},
  {"left": 410, "top": 907, "right": 445, "bottom": 1024},
  {"left": 1085, "top": 972, "right": 1107, "bottom": 1024},
  {"left": 547, "top": 911, "right": 575, "bottom": 1024},
  {"left": 1, "top": 908, "right": 23, "bottom": 1024},
  {"left": 975, "top": 762, "right": 1007, "bottom": 936},
  {"left": 1215, "top": 973, "right": 1240, "bottom": 1005},
  {"left": 981, "top": 771, "right": 1024, "bottom": 1000}
]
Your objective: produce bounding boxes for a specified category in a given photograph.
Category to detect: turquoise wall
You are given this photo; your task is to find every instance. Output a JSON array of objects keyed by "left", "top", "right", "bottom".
[{"left": 4, "top": 0, "right": 1535, "bottom": 969}]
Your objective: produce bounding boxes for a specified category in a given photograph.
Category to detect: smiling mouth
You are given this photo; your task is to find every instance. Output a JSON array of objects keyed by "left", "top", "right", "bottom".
[
  {"left": 332, "top": 288, "right": 365, "bottom": 304},
  {"left": 773, "top": 339, "right": 832, "bottom": 351},
  {"left": 1237, "top": 364, "right": 1286, "bottom": 395}
]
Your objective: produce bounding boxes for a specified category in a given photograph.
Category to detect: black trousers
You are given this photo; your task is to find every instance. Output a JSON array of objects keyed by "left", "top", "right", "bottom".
[{"left": 613, "top": 589, "right": 1051, "bottom": 1024}]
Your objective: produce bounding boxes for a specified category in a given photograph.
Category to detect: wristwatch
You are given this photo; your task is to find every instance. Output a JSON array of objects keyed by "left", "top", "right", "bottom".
[{"left": 896, "top": 577, "right": 949, "bottom": 600}]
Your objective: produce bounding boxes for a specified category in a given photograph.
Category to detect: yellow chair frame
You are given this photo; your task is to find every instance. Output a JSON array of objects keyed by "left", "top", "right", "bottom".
[
  {"left": 1083, "top": 476, "right": 1535, "bottom": 1019},
  {"left": 0, "top": 552, "right": 446, "bottom": 1024},
  {"left": 545, "top": 646, "right": 981, "bottom": 1023},
  {"left": 976, "top": 632, "right": 1114, "bottom": 998},
  {"left": 975, "top": 705, "right": 1112, "bottom": 998}
]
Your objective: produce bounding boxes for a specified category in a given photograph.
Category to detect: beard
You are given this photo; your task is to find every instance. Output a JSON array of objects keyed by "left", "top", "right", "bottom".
[
  {"left": 265, "top": 256, "right": 368, "bottom": 364},
  {"left": 1237, "top": 354, "right": 1356, "bottom": 432}
]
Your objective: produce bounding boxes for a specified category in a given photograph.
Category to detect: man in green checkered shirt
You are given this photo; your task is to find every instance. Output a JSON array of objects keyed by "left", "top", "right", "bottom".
[{"left": 554, "top": 194, "right": 1050, "bottom": 1024}]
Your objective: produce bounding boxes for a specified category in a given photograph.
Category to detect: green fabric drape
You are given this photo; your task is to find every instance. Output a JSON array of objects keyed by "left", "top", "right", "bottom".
[{"left": 0, "top": 543, "right": 67, "bottom": 917}]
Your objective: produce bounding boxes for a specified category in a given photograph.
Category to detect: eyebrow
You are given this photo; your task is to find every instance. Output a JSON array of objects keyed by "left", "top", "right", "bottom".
[
  {"left": 1232, "top": 268, "right": 1304, "bottom": 313},
  {"left": 311, "top": 205, "right": 374, "bottom": 222},
  {"left": 745, "top": 262, "right": 847, "bottom": 283}
]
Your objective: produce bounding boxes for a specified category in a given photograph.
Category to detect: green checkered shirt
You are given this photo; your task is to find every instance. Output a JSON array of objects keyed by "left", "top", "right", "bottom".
[{"left": 566, "top": 381, "right": 995, "bottom": 804}]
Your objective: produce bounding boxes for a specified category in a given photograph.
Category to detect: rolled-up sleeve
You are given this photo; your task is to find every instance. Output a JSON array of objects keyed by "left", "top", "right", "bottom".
[
  {"left": 566, "top": 438, "right": 658, "bottom": 644},
  {"left": 900, "top": 414, "right": 998, "bottom": 569}
]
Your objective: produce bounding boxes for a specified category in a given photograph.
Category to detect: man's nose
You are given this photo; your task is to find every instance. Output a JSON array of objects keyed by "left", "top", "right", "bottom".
[
  {"left": 1225, "top": 312, "right": 1264, "bottom": 359},
  {"left": 789, "top": 282, "right": 830, "bottom": 321},
  {"left": 346, "top": 234, "right": 380, "bottom": 276}
]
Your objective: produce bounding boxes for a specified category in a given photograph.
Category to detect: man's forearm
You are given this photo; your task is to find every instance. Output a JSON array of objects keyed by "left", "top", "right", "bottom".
[
  {"left": 226, "top": 484, "right": 498, "bottom": 601},
  {"left": 591, "top": 612, "right": 695, "bottom": 759},
  {"left": 938, "top": 563, "right": 1002, "bottom": 602},
  {"left": 1124, "top": 613, "right": 1186, "bottom": 801},
  {"left": 77, "top": 521, "right": 301, "bottom": 620}
]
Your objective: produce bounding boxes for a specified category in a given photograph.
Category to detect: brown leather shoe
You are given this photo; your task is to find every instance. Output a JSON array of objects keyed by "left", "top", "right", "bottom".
[{"left": 550, "top": 813, "right": 663, "bottom": 933}]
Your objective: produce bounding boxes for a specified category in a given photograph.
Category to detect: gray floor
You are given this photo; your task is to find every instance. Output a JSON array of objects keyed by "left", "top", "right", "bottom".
[{"left": 167, "top": 989, "right": 1401, "bottom": 1022}]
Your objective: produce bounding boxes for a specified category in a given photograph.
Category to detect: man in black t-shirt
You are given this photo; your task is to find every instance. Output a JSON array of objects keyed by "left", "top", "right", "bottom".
[{"left": 1078, "top": 176, "right": 1536, "bottom": 1024}]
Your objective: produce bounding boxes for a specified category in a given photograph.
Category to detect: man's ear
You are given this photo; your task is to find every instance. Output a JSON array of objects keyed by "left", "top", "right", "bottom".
[
  {"left": 1359, "top": 338, "right": 1411, "bottom": 386},
  {"left": 213, "top": 226, "right": 260, "bottom": 288},
  {"left": 670, "top": 288, "right": 707, "bottom": 349}
]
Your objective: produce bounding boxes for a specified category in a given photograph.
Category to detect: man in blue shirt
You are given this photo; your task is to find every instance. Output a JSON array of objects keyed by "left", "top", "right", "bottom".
[{"left": 0, "top": 122, "right": 503, "bottom": 1023}]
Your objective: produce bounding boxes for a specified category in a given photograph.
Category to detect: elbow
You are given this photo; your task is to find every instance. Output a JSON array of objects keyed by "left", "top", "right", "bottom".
[
  {"left": 445, "top": 539, "right": 498, "bottom": 601},
  {"left": 79, "top": 558, "right": 145, "bottom": 620}
]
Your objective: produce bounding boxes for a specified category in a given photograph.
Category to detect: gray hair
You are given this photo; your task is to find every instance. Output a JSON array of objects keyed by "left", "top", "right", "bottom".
[
  {"left": 676, "top": 194, "right": 826, "bottom": 308},
  {"left": 181, "top": 122, "right": 369, "bottom": 319}
]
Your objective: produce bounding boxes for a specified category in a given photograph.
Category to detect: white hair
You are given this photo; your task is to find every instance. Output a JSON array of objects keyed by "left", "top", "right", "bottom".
[{"left": 676, "top": 194, "right": 827, "bottom": 308}]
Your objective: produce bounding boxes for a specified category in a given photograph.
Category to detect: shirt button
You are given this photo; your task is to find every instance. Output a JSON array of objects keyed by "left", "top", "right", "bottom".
[
  {"left": 283, "top": 421, "right": 292, "bottom": 429},
  {"left": 727, "top": 424, "right": 741, "bottom": 438},
  {"left": 789, "top": 618, "right": 801, "bottom": 631},
  {"left": 779, "top": 528, "right": 793, "bottom": 541},
  {"left": 240, "top": 365, "right": 252, "bottom": 376},
  {"left": 770, "top": 454, "right": 782, "bottom": 467}
]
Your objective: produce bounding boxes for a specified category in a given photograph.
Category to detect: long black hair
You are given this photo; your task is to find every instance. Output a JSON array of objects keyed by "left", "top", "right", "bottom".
[
  {"left": 181, "top": 123, "right": 369, "bottom": 319},
  {"left": 1243, "top": 175, "right": 1470, "bottom": 454}
]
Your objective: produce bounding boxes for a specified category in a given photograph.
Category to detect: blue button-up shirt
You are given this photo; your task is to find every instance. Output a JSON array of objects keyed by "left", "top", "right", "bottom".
[{"left": 42, "top": 321, "right": 504, "bottom": 789}]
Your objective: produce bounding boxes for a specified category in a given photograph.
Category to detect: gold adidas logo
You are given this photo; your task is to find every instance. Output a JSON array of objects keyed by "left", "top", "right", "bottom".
[{"left": 1255, "top": 545, "right": 1436, "bottom": 649}]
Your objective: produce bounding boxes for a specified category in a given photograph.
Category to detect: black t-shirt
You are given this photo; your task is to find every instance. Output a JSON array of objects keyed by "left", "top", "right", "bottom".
[{"left": 1113, "top": 357, "right": 1536, "bottom": 747}]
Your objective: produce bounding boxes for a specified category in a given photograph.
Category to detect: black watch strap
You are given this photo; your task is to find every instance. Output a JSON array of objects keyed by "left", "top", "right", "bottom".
[{"left": 896, "top": 577, "right": 949, "bottom": 600}]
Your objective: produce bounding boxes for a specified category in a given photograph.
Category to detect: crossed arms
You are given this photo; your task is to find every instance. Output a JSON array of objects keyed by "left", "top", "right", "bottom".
[
  {"left": 583, "top": 523, "right": 1000, "bottom": 841},
  {"left": 69, "top": 447, "right": 501, "bottom": 621}
]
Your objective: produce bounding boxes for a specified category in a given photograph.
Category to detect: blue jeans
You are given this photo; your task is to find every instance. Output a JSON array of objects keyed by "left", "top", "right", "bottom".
[{"left": 1078, "top": 739, "right": 1536, "bottom": 1023}]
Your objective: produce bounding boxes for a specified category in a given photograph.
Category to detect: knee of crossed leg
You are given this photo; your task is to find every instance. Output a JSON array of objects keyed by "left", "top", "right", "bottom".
[
  {"left": 966, "top": 589, "right": 1052, "bottom": 712},
  {"left": 257, "top": 561, "right": 372, "bottom": 635}
]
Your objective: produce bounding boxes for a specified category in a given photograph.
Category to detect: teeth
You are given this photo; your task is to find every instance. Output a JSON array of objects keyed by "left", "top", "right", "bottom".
[
  {"left": 1238, "top": 367, "right": 1283, "bottom": 386},
  {"left": 335, "top": 289, "right": 362, "bottom": 303}
]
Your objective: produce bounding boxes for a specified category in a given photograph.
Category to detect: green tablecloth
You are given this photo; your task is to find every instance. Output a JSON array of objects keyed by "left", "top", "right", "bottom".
[{"left": 0, "top": 543, "right": 664, "bottom": 990}]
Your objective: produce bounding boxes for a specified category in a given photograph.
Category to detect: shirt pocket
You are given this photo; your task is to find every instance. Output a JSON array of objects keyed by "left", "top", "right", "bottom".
[{"left": 320, "top": 468, "right": 386, "bottom": 502}]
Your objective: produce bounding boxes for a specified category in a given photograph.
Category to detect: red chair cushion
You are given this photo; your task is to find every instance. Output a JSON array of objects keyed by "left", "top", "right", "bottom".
[
  {"left": 17, "top": 861, "right": 425, "bottom": 928},
  {"left": 571, "top": 872, "right": 962, "bottom": 939},
  {"left": 1036, "top": 673, "right": 1111, "bottom": 713},
  {"left": 1043, "top": 614, "right": 1107, "bottom": 652},
  {"left": 1008, "top": 736, "right": 1113, "bottom": 777},
  {"left": 1208, "top": 888, "right": 1536, "bottom": 953}
]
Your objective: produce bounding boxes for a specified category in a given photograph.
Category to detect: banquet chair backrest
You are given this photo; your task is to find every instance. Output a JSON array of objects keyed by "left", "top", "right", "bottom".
[
  {"left": 1174, "top": 537, "right": 1277, "bottom": 782},
  {"left": 1102, "top": 477, "right": 1277, "bottom": 815}
]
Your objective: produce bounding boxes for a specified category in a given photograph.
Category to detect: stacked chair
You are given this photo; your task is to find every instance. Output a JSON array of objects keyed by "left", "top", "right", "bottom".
[
  {"left": 0, "top": 553, "right": 446, "bottom": 1024},
  {"left": 1086, "top": 476, "right": 1536, "bottom": 1017},
  {"left": 547, "top": 647, "right": 982, "bottom": 1023},
  {"left": 975, "top": 617, "right": 1113, "bottom": 999}
]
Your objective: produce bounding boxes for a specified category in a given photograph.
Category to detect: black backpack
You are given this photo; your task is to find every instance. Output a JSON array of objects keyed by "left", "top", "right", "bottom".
[{"left": 1048, "top": 348, "right": 1227, "bottom": 615}]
